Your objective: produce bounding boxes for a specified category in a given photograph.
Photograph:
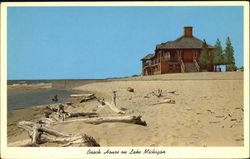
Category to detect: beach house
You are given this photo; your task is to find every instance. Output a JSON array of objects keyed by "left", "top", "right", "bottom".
[{"left": 141, "top": 27, "right": 214, "bottom": 75}]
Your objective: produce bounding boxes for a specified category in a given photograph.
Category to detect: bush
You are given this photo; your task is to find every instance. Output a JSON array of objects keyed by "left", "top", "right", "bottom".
[{"left": 131, "top": 74, "right": 139, "bottom": 77}]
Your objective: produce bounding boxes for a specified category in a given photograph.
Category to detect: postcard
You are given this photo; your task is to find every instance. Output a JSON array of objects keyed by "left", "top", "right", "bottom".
[{"left": 0, "top": 1, "right": 249, "bottom": 159}]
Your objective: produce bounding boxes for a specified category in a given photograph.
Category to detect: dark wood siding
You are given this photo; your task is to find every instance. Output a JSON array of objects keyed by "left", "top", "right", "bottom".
[{"left": 182, "top": 49, "right": 193, "bottom": 62}]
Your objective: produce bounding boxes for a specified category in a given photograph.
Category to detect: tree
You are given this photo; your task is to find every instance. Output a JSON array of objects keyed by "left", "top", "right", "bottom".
[
  {"left": 224, "top": 37, "right": 236, "bottom": 71},
  {"left": 212, "top": 39, "right": 223, "bottom": 71},
  {"left": 198, "top": 40, "right": 209, "bottom": 70}
]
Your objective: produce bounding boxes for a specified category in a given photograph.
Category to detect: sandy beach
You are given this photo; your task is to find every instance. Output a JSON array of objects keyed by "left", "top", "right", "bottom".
[{"left": 7, "top": 72, "right": 244, "bottom": 146}]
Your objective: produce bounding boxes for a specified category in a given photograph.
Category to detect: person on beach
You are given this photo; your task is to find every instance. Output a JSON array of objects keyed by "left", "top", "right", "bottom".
[
  {"left": 113, "top": 91, "right": 117, "bottom": 106},
  {"left": 52, "top": 94, "right": 58, "bottom": 102}
]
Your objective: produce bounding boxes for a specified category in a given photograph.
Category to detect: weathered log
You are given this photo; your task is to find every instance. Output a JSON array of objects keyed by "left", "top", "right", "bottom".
[
  {"left": 14, "top": 121, "right": 100, "bottom": 147},
  {"left": 96, "top": 98, "right": 105, "bottom": 106},
  {"left": 45, "top": 104, "right": 99, "bottom": 121},
  {"left": 104, "top": 101, "right": 125, "bottom": 114},
  {"left": 31, "top": 125, "right": 40, "bottom": 146},
  {"left": 8, "top": 139, "right": 34, "bottom": 147},
  {"left": 18, "top": 121, "right": 70, "bottom": 138},
  {"left": 43, "top": 108, "right": 54, "bottom": 118},
  {"left": 156, "top": 89, "right": 163, "bottom": 97},
  {"left": 70, "top": 93, "right": 95, "bottom": 98},
  {"left": 66, "top": 102, "right": 73, "bottom": 105},
  {"left": 153, "top": 99, "right": 175, "bottom": 105},
  {"left": 17, "top": 121, "right": 43, "bottom": 146},
  {"left": 68, "top": 112, "right": 98, "bottom": 118},
  {"left": 54, "top": 115, "right": 147, "bottom": 126},
  {"left": 96, "top": 97, "right": 125, "bottom": 114},
  {"left": 40, "top": 133, "right": 99, "bottom": 146},
  {"left": 40, "top": 126, "right": 70, "bottom": 137},
  {"left": 80, "top": 95, "right": 96, "bottom": 103},
  {"left": 50, "top": 111, "right": 66, "bottom": 121},
  {"left": 168, "top": 90, "right": 179, "bottom": 95},
  {"left": 127, "top": 87, "right": 134, "bottom": 92},
  {"left": 45, "top": 104, "right": 66, "bottom": 113},
  {"left": 168, "top": 91, "right": 176, "bottom": 94},
  {"left": 45, "top": 104, "right": 67, "bottom": 121}
]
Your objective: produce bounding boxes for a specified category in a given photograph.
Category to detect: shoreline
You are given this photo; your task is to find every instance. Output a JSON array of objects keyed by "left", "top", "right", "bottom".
[
  {"left": 8, "top": 83, "right": 52, "bottom": 93},
  {"left": 7, "top": 72, "right": 244, "bottom": 146}
]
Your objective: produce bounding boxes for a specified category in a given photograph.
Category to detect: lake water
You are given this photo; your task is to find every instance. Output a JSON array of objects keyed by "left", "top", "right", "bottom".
[{"left": 7, "top": 89, "right": 73, "bottom": 113}]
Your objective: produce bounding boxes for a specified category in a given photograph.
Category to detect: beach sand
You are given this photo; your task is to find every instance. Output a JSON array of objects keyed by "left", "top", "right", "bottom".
[{"left": 7, "top": 72, "right": 244, "bottom": 146}]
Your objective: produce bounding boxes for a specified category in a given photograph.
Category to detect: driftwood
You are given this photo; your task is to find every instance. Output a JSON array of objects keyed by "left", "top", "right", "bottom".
[
  {"left": 8, "top": 139, "right": 33, "bottom": 147},
  {"left": 150, "top": 89, "right": 163, "bottom": 98},
  {"left": 80, "top": 95, "right": 96, "bottom": 103},
  {"left": 95, "top": 96, "right": 125, "bottom": 114},
  {"left": 10, "top": 121, "right": 100, "bottom": 147},
  {"left": 127, "top": 87, "right": 134, "bottom": 92},
  {"left": 66, "top": 102, "right": 73, "bottom": 105},
  {"left": 156, "top": 89, "right": 162, "bottom": 97},
  {"left": 150, "top": 89, "right": 179, "bottom": 98},
  {"left": 67, "top": 112, "right": 98, "bottom": 118},
  {"left": 70, "top": 93, "right": 95, "bottom": 98},
  {"left": 44, "top": 115, "right": 147, "bottom": 126},
  {"left": 153, "top": 99, "right": 175, "bottom": 105},
  {"left": 11, "top": 92, "right": 149, "bottom": 147},
  {"left": 45, "top": 104, "right": 66, "bottom": 113},
  {"left": 104, "top": 101, "right": 125, "bottom": 114},
  {"left": 168, "top": 90, "right": 179, "bottom": 95},
  {"left": 69, "top": 93, "right": 96, "bottom": 103},
  {"left": 44, "top": 104, "right": 98, "bottom": 121},
  {"left": 42, "top": 104, "right": 143, "bottom": 126},
  {"left": 96, "top": 98, "right": 105, "bottom": 106}
]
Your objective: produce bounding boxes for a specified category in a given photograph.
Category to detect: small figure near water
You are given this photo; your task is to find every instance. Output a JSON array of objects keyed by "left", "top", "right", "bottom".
[
  {"left": 52, "top": 94, "right": 58, "bottom": 102},
  {"left": 112, "top": 91, "right": 117, "bottom": 106}
]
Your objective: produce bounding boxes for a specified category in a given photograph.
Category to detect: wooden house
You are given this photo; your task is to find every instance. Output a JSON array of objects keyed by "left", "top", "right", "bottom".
[{"left": 141, "top": 27, "right": 214, "bottom": 75}]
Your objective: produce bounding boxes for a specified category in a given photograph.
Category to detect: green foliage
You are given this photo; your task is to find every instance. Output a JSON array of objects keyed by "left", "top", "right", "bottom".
[
  {"left": 212, "top": 39, "right": 223, "bottom": 65},
  {"left": 227, "top": 64, "right": 237, "bottom": 71},
  {"left": 224, "top": 37, "right": 236, "bottom": 71},
  {"left": 198, "top": 40, "right": 209, "bottom": 67}
]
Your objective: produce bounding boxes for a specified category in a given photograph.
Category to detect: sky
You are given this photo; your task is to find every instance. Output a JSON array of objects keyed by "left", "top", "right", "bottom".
[{"left": 7, "top": 6, "right": 244, "bottom": 80}]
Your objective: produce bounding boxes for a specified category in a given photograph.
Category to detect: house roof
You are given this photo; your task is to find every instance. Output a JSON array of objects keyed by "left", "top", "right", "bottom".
[
  {"left": 156, "top": 36, "right": 214, "bottom": 49},
  {"left": 141, "top": 53, "right": 155, "bottom": 61}
]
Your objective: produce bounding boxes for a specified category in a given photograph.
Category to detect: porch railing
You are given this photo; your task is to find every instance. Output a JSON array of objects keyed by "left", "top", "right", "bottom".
[
  {"left": 178, "top": 57, "right": 185, "bottom": 73},
  {"left": 193, "top": 57, "right": 200, "bottom": 72}
]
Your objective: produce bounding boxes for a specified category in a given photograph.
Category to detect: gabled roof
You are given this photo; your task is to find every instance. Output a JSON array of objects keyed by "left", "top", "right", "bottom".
[
  {"left": 156, "top": 36, "right": 214, "bottom": 49},
  {"left": 141, "top": 53, "right": 155, "bottom": 61}
]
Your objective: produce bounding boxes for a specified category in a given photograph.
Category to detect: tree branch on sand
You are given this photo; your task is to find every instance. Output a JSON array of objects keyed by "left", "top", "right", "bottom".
[
  {"left": 103, "top": 101, "right": 125, "bottom": 114},
  {"left": 95, "top": 94, "right": 125, "bottom": 114},
  {"left": 44, "top": 104, "right": 98, "bottom": 121},
  {"left": 8, "top": 121, "right": 100, "bottom": 147},
  {"left": 70, "top": 93, "right": 97, "bottom": 103},
  {"left": 40, "top": 115, "right": 147, "bottom": 126},
  {"left": 153, "top": 99, "right": 176, "bottom": 105}
]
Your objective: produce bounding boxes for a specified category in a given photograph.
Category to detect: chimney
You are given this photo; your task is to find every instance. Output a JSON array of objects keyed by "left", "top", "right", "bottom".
[{"left": 184, "top": 26, "right": 193, "bottom": 37}]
